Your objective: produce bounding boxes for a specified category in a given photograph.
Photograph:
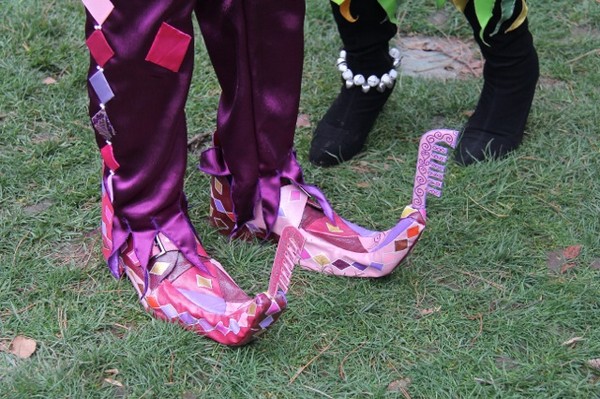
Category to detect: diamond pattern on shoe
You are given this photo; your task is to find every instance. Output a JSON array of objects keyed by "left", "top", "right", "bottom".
[{"left": 206, "top": 130, "right": 459, "bottom": 278}]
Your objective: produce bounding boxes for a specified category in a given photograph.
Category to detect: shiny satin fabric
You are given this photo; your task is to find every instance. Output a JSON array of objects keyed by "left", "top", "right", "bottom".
[
  {"left": 196, "top": 0, "right": 306, "bottom": 233},
  {"left": 86, "top": 0, "right": 305, "bottom": 272}
]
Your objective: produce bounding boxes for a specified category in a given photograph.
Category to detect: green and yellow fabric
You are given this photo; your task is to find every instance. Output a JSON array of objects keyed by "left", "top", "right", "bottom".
[{"left": 332, "top": 0, "right": 529, "bottom": 43}]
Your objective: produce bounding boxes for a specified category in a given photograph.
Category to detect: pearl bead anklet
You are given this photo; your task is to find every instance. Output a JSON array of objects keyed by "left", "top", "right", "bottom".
[{"left": 335, "top": 47, "right": 401, "bottom": 93}]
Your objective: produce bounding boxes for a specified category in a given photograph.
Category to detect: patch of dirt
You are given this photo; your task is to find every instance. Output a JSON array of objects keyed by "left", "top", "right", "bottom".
[
  {"left": 51, "top": 228, "right": 100, "bottom": 269},
  {"left": 570, "top": 24, "right": 600, "bottom": 39},
  {"left": 538, "top": 77, "right": 569, "bottom": 90},
  {"left": 395, "top": 35, "right": 483, "bottom": 80},
  {"left": 23, "top": 199, "right": 53, "bottom": 215}
]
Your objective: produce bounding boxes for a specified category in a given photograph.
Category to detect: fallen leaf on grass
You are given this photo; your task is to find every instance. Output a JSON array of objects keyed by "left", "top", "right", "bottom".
[
  {"left": 419, "top": 306, "right": 441, "bottom": 316},
  {"left": 7, "top": 336, "right": 37, "bottom": 358},
  {"left": 547, "top": 245, "right": 583, "bottom": 273},
  {"left": 588, "top": 359, "right": 600, "bottom": 371},
  {"left": 560, "top": 262, "right": 577, "bottom": 274},
  {"left": 104, "top": 368, "right": 119, "bottom": 375},
  {"left": 42, "top": 77, "right": 57, "bottom": 85},
  {"left": 356, "top": 181, "right": 371, "bottom": 188},
  {"left": 104, "top": 378, "right": 124, "bottom": 387},
  {"left": 561, "top": 337, "right": 585, "bottom": 347},
  {"left": 296, "top": 114, "right": 311, "bottom": 128},
  {"left": 563, "top": 245, "right": 582, "bottom": 259}
]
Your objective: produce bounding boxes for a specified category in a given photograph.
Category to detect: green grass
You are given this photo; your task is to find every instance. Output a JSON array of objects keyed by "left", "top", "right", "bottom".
[{"left": 1, "top": 0, "right": 599, "bottom": 397}]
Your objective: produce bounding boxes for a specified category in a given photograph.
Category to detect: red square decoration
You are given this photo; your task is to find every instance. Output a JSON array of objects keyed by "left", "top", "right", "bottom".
[
  {"left": 145, "top": 22, "right": 191, "bottom": 72},
  {"left": 86, "top": 30, "right": 114, "bottom": 67}
]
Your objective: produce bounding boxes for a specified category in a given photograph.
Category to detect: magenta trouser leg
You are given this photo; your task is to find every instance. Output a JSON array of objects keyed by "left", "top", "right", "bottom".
[
  {"left": 197, "top": 0, "right": 306, "bottom": 233},
  {"left": 84, "top": 0, "right": 201, "bottom": 274},
  {"left": 85, "top": 0, "right": 306, "bottom": 272}
]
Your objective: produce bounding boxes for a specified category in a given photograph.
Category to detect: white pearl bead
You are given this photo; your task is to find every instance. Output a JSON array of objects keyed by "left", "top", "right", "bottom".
[
  {"left": 381, "top": 74, "right": 391, "bottom": 85},
  {"left": 338, "top": 63, "right": 348, "bottom": 72},
  {"left": 340, "top": 50, "right": 347, "bottom": 59},
  {"left": 389, "top": 47, "right": 401, "bottom": 59},
  {"left": 345, "top": 79, "right": 354, "bottom": 89},
  {"left": 377, "top": 82, "right": 386, "bottom": 92},
  {"left": 336, "top": 57, "right": 346, "bottom": 66},
  {"left": 361, "top": 84, "right": 370, "bottom": 93},
  {"left": 367, "top": 75, "right": 380, "bottom": 87},
  {"left": 342, "top": 69, "right": 353, "bottom": 81},
  {"left": 353, "top": 74, "right": 365, "bottom": 86},
  {"left": 389, "top": 69, "right": 398, "bottom": 79}
]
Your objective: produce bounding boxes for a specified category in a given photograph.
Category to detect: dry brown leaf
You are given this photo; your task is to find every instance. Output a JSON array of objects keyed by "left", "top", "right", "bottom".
[
  {"left": 42, "top": 77, "right": 57, "bottom": 85},
  {"left": 104, "top": 378, "right": 124, "bottom": 387},
  {"left": 588, "top": 358, "right": 600, "bottom": 371},
  {"left": 560, "top": 262, "right": 577, "bottom": 274},
  {"left": 9, "top": 336, "right": 37, "bottom": 358},
  {"left": 356, "top": 181, "right": 371, "bottom": 188},
  {"left": 104, "top": 368, "right": 119, "bottom": 375},
  {"left": 563, "top": 245, "right": 582, "bottom": 260},
  {"left": 561, "top": 337, "right": 585, "bottom": 346},
  {"left": 296, "top": 114, "right": 311, "bottom": 128},
  {"left": 419, "top": 306, "right": 441, "bottom": 316}
]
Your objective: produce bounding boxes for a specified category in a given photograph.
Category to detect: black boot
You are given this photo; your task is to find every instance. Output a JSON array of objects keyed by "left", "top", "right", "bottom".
[
  {"left": 309, "top": 0, "right": 397, "bottom": 167},
  {"left": 455, "top": 1, "right": 539, "bottom": 165}
]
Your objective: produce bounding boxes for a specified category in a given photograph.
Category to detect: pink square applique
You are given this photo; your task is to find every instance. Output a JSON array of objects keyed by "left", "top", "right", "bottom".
[
  {"left": 145, "top": 22, "right": 191, "bottom": 73},
  {"left": 86, "top": 30, "right": 114, "bottom": 67},
  {"left": 81, "top": 0, "right": 114, "bottom": 25}
]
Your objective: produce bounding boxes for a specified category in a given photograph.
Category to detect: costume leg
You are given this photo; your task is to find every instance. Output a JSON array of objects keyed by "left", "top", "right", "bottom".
[
  {"left": 195, "top": 0, "right": 460, "bottom": 278},
  {"left": 309, "top": 0, "right": 398, "bottom": 167},
  {"left": 454, "top": 0, "right": 539, "bottom": 165},
  {"left": 84, "top": 0, "right": 292, "bottom": 346},
  {"left": 85, "top": 0, "right": 200, "bottom": 273},
  {"left": 196, "top": 0, "right": 306, "bottom": 232}
]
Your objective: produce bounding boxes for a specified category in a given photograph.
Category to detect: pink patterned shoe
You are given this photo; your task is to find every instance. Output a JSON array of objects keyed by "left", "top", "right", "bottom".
[
  {"left": 114, "top": 226, "right": 304, "bottom": 346},
  {"left": 98, "top": 143, "right": 305, "bottom": 346},
  {"left": 209, "top": 129, "right": 458, "bottom": 278}
]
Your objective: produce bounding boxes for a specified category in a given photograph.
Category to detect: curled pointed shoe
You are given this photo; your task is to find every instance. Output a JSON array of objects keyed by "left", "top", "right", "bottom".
[
  {"left": 291, "top": 129, "right": 458, "bottom": 277},
  {"left": 209, "top": 129, "right": 458, "bottom": 278},
  {"left": 119, "top": 230, "right": 304, "bottom": 346}
]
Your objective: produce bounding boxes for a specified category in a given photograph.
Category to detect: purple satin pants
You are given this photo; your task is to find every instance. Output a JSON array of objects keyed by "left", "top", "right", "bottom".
[{"left": 85, "top": 0, "right": 305, "bottom": 273}]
